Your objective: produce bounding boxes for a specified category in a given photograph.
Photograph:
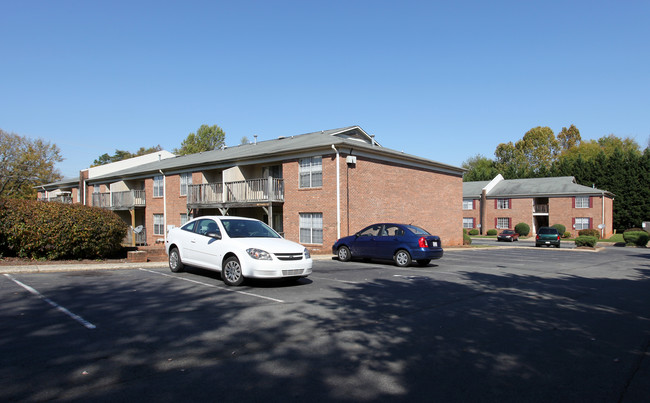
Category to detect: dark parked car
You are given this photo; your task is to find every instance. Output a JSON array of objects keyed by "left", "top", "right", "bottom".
[
  {"left": 332, "top": 223, "right": 443, "bottom": 267},
  {"left": 497, "top": 229, "right": 519, "bottom": 242},
  {"left": 535, "top": 227, "right": 561, "bottom": 248}
]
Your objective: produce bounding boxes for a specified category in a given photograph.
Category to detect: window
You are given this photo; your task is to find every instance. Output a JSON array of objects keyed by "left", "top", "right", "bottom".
[
  {"left": 463, "top": 199, "right": 474, "bottom": 210},
  {"left": 180, "top": 173, "right": 192, "bottom": 196},
  {"left": 153, "top": 175, "right": 164, "bottom": 198},
  {"left": 496, "top": 199, "right": 510, "bottom": 209},
  {"left": 299, "top": 157, "right": 322, "bottom": 188},
  {"left": 153, "top": 214, "right": 164, "bottom": 235},
  {"left": 299, "top": 213, "right": 323, "bottom": 244},
  {"left": 463, "top": 218, "right": 474, "bottom": 229},
  {"left": 575, "top": 217, "right": 591, "bottom": 230},
  {"left": 180, "top": 213, "right": 191, "bottom": 226},
  {"left": 575, "top": 196, "right": 590, "bottom": 208},
  {"left": 496, "top": 217, "right": 510, "bottom": 229}
]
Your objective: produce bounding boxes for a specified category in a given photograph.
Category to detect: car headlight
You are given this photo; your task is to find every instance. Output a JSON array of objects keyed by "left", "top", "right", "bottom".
[
  {"left": 246, "top": 248, "right": 272, "bottom": 260},
  {"left": 304, "top": 248, "right": 311, "bottom": 259}
]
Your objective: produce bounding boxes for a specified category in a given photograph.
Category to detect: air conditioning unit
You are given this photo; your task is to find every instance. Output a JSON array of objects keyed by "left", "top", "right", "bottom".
[{"left": 346, "top": 156, "right": 357, "bottom": 165}]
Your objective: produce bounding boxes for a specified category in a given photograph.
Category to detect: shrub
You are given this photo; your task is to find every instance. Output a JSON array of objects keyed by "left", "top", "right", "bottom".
[
  {"left": 623, "top": 230, "right": 649, "bottom": 247},
  {"left": 578, "top": 229, "right": 600, "bottom": 239},
  {"left": 563, "top": 231, "right": 571, "bottom": 238},
  {"left": 575, "top": 236, "right": 598, "bottom": 248},
  {"left": 551, "top": 224, "right": 566, "bottom": 236},
  {"left": 514, "top": 222, "right": 530, "bottom": 236},
  {"left": 463, "top": 231, "right": 472, "bottom": 245},
  {"left": 468, "top": 229, "right": 479, "bottom": 236},
  {"left": 487, "top": 229, "right": 497, "bottom": 236},
  {"left": 0, "top": 199, "right": 127, "bottom": 259}
]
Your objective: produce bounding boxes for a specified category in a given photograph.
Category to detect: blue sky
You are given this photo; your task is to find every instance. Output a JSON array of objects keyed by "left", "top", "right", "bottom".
[{"left": 2, "top": 1, "right": 649, "bottom": 178}]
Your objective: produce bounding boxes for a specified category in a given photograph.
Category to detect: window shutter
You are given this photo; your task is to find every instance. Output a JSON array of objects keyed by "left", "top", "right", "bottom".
[
  {"left": 508, "top": 218, "right": 511, "bottom": 228},
  {"left": 494, "top": 217, "right": 498, "bottom": 228},
  {"left": 572, "top": 218, "right": 575, "bottom": 229},
  {"left": 572, "top": 197, "right": 576, "bottom": 208},
  {"left": 589, "top": 196, "right": 593, "bottom": 208},
  {"left": 588, "top": 218, "right": 592, "bottom": 229},
  {"left": 494, "top": 199, "right": 498, "bottom": 209},
  {"left": 509, "top": 199, "right": 512, "bottom": 209},
  {"left": 473, "top": 199, "right": 477, "bottom": 210}
]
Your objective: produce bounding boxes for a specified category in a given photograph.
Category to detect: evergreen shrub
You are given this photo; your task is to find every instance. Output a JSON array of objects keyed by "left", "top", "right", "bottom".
[
  {"left": 575, "top": 236, "right": 598, "bottom": 247},
  {"left": 551, "top": 224, "right": 566, "bottom": 237},
  {"left": 468, "top": 229, "right": 479, "bottom": 236},
  {"left": 463, "top": 231, "right": 472, "bottom": 245},
  {"left": 514, "top": 222, "right": 530, "bottom": 236},
  {"left": 487, "top": 229, "right": 497, "bottom": 236},
  {"left": 623, "top": 230, "right": 649, "bottom": 247},
  {"left": 578, "top": 229, "right": 600, "bottom": 239},
  {"left": 0, "top": 199, "right": 127, "bottom": 259}
]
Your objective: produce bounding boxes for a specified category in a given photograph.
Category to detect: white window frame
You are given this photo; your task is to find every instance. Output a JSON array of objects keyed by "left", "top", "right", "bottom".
[
  {"left": 179, "top": 173, "right": 192, "bottom": 196},
  {"left": 496, "top": 217, "right": 510, "bottom": 229},
  {"left": 153, "top": 214, "right": 165, "bottom": 235},
  {"left": 497, "top": 199, "right": 510, "bottom": 209},
  {"left": 299, "top": 157, "right": 323, "bottom": 188},
  {"left": 180, "top": 213, "right": 191, "bottom": 226},
  {"left": 575, "top": 217, "right": 590, "bottom": 230},
  {"left": 299, "top": 213, "right": 323, "bottom": 244},
  {"left": 463, "top": 199, "right": 474, "bottom": 210},
  {"left": 575, "top": 196, "right": 589, "bottom": 208},
  {"left": 463, "top": 217, "right": 474, "bottom": 229},
  {"left": 153, "top": 175, "right": 164, "bottom": 198}
]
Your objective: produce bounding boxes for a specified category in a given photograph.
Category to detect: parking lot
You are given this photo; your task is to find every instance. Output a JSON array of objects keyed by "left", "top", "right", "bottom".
[{"left": 2, "top": 246, "right": 649, "bottom": 402}]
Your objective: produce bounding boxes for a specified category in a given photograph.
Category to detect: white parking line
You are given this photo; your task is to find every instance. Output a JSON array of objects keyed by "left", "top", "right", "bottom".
[
  {"left": 308, "top": 276, "right": 362, "bottom": 284},
  {"left": 4, "top": 274, "right": 96, "bottom": 329},
  {"left": 139, "top": 268, "right": 284, "bottom": 303}
]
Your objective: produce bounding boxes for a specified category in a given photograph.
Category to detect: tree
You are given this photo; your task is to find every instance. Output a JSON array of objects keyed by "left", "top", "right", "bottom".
[
  {"left": 240, "top": 136, "right": 250, "bottom": 145},
  {"left": 92, "top": 145, "right": 163, "bottom": 166},
  {"left": 0, "top": 129, "right": 63, "bottom": 199},
  {"left": 175, "top": 124, "right": 226, "bottom": 156},
  {"left": 462, "top": 154, "right": 499, "bottom": 181},
  {"left": 557, "top": 124, "right": 581, "bottom": 151}
]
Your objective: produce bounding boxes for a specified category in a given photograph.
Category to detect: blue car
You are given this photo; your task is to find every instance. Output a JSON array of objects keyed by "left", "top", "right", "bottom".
[{"left": 332, "top": 223, "right": 444, "bottom": 267}]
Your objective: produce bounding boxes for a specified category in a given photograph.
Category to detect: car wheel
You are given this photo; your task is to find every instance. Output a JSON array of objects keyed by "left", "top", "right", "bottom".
[
  {"left": 169, "top": 247, "right": 184, "bottom": 273},
  {"left": 417, "top": 259, "right": 430, "bottom": 267},
  {"left": 222, "top": 256, "right": 244, "bottom": 286},
  {"left": 394, "top": 250, "right": 412, "bottom": 267},
  {"left": 337, "top": 246, "right": 351, "bottom": 262}
]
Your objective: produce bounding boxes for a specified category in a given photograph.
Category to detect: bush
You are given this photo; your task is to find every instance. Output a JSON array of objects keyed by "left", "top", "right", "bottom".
[
  {"left": 563, "top": 231, "right": 571, "bottom": 238},
  {"left": 0, "top": 199, "right": 127, "bottom": 259},
  {"left": 575, "top": 236, "right": 598, "bottom": 248},
  {"left": 468, "top": 229, "right": 479, "bottom": 236},
  {"left": 487, "top": 229, "right": 497, "bottom": 236},
  {"left": 578, "top": 229, "right": 600, "bottom": 239},
  {"left": 514, "top": 222, "right": 530, "bottom": 236},
  {"left": 551, "top": 224, "right": 566, "bottom": 237},
  {"left": 623, "top": 230, "right": 649, "bottom": 247},
  {"left": 463, "top": 231, "right": 472, "bottom": 245}
]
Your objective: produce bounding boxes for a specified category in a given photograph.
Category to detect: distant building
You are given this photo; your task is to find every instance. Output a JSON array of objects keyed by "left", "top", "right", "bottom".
[{"left": 463, "top": 175, "right": 614, "bottom": 238}]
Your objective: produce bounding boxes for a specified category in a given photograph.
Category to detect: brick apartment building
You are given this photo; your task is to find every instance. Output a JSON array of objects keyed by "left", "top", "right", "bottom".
[
  {"left": 463, "top": 174, "right": 615, "bottom": 238},
  {"left": 39, "top": 126, "right": 465, "bottom": 253}
]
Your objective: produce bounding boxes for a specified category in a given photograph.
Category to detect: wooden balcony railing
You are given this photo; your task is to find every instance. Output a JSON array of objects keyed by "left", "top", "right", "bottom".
[
  {"left": 533, "top": 204, "right": 549, "bottom": 213},
  {"left": 188, "top": 178, "right": 284, "bottom": 207},
  {"left": 92, "top": 190, "right": 146, "bottom": 210}
]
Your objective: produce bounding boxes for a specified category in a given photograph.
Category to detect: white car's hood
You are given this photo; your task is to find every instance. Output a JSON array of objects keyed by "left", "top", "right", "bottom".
[{"left": 230, "top": 237, "right": 305, "bottom": 254}]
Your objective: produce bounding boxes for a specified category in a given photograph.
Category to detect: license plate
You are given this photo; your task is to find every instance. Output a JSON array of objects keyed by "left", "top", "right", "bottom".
[
  {"left": 431, "top": 241, "right": 438, "bottom": 247},
  {"left": 545, "top": 241, "right": 550, "bottom": 244}
]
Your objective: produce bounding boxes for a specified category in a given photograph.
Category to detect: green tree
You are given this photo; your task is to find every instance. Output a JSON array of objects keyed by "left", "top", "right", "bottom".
[
  {"left": 0, "top": 129, "right": 63, "bottom": 199},
  {"left": 92, "top": 145, "right": 163, "bottom": 166},
  {"left": 175, "top": 124, "right": 226, "bottom": 156},
  {"left": 557, "top": 124, "right": 581, "bottom": 151},
  {"left": 461, "top": 154, "right": 499, "bottom": 181}
]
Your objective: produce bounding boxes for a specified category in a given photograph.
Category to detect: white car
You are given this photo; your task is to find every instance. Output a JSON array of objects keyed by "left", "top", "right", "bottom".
[{"left": 165, "top": 216, "right": 312, "bottom": 286}]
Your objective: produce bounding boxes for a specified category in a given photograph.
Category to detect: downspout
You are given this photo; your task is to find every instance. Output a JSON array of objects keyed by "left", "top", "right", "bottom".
[
  {"left": 331, "top": 145, "right": 341, "bottom": 240},
  {"left": 159, "top": 170, "right": 167, "bottom": 244},
  {"left": 601, "top": 190, "right": 605, "bottom": 238}
]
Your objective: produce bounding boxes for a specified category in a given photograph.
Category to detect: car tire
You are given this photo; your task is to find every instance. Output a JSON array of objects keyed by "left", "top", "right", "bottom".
[
  {"left": 337, "top": 246, "right": 351, "bottom": 262},
  {"left": 394, "top": 250, "right": 412, "bottom": 267},
  {"left": 222, "top": 256, "right": 244, "bottom": 286},
  {"left": 169, "top": 247, "right": 184, "bottom": 273},
  {"left": 417, "top": 259, "right": 431, "bottom": 267}
]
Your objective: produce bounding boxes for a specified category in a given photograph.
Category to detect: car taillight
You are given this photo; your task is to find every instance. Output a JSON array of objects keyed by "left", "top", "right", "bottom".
[
  {"left": 419, "top": 237, "right": 428, "bottom": 248},
  {"left": 536, "top": 235, "right": 540, "bottom": 240}
]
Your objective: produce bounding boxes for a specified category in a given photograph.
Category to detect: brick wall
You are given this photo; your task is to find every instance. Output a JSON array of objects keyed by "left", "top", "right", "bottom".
[{"left": 283, "top": 152, "right": 464, "bottom": 253}]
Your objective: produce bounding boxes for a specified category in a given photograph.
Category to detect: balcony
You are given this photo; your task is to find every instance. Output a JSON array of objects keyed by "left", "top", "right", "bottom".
[
  {"left": 93, "top": 190, "right": 146, "bottom": 210},
  {"left": 188, "top": 178, "right": 284, "bottom": 208},
  {"left": 533, "top": 204, "right": 549, "bottom": 214},
  {"left": 39, "top": 195, "right": 73, "bottom": 204}
]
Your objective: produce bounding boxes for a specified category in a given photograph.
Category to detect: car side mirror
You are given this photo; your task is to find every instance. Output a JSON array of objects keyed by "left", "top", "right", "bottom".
[{"left": 207, "top": 232, "right": 222, "bottom": 240}]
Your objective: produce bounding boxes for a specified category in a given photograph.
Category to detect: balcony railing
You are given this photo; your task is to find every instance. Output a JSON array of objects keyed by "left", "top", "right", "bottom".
[
  {"left": 39, "top": 195, "right": 73, "bottom": 204},
  {"left": 93, "top": 190, "right": 146, "bottom": 210},
  {"left": 533, "top": 204, "right": 549, "bottom": 214},
  {"left": 188, "top": 178, "right": 284, "bottom": 207}
]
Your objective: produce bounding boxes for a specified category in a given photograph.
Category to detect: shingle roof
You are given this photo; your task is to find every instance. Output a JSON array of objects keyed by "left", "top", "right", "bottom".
[
  {"left": 463, "top": 176, "right": 614, "bottom": 198},
  {"left": 87, "top": 126, "right": 464, "bottom": 183}
]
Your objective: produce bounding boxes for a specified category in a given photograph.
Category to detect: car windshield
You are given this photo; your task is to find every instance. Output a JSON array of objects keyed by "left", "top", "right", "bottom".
[
  {"left": 539, "top": 228, "right": 558, "bottom": 234},
  {"left": 502, "top": 230, "right": 514, "bottom": 234},
  {"left": 221, "top": 219, "right": 281, "bottom": 238},
  {"left": 405, "top": 225, "right": 431, "bottom": 236}
]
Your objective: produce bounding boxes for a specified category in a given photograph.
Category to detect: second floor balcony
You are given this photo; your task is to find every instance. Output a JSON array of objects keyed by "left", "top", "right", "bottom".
[
  {"left": 39, "top": 194, "right": 73, "bottom": 204},
  {"left": 93, "top": 190, "right": 146, "bottom": 210},
  {"left": 188, "top": 178, "right": 284, "bottom": 208},
  {"left": 533, "top": 204, "right": 549, "bottom": 214}
]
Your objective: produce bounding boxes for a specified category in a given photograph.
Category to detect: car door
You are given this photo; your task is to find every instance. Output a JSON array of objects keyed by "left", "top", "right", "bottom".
[
  {"left": 350, "top": 224, "right": 381, "bottom": 258},
  {"left": 190, "top": 218, "right": 224, "bottom": 270},
  {"left": 374, "top": 224, "right": 403, "bottom": 259}
]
